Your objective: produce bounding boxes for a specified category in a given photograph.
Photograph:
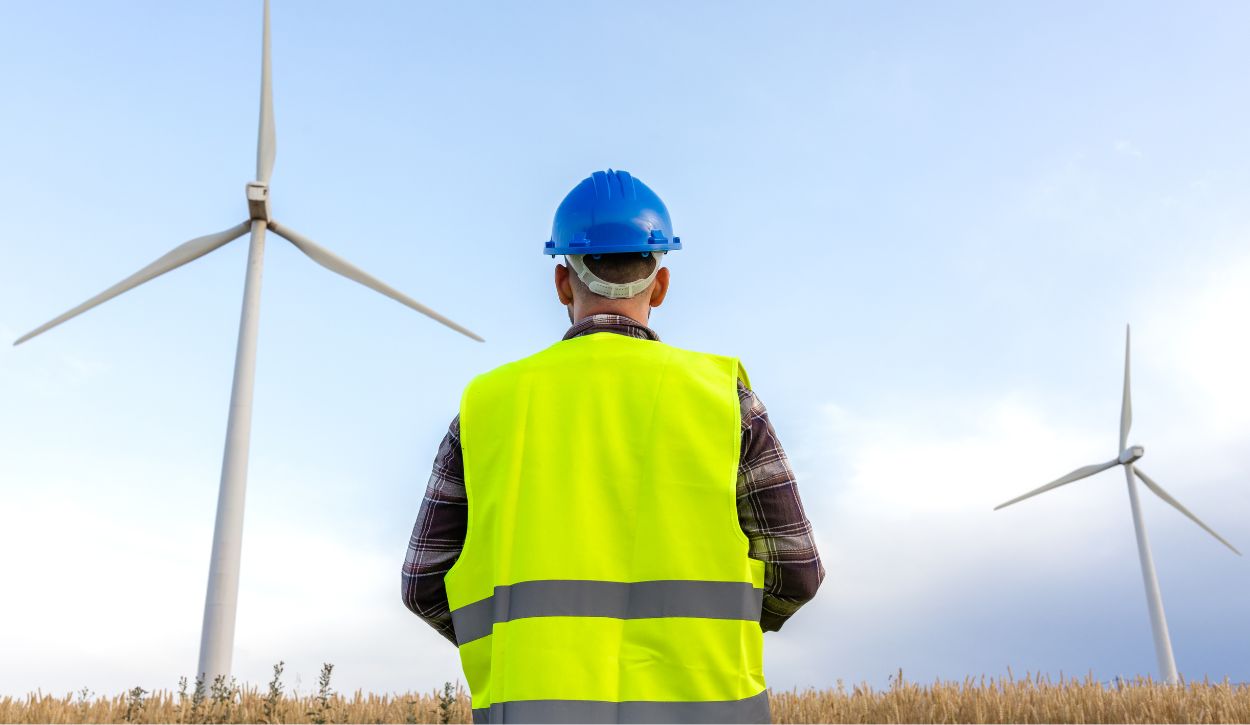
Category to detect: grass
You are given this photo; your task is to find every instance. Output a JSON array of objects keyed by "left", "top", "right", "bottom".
[{"left": 2, "top": 666, "right": 1248, "bottom": 723}]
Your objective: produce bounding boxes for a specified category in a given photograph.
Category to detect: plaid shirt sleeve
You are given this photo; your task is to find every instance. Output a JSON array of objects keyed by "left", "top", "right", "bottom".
[
  {"left": 401, "top": 415, "right": 466, "bottom": 645},
  {"left": 736, "top": 380, "right": 825, "bottom": 632}
]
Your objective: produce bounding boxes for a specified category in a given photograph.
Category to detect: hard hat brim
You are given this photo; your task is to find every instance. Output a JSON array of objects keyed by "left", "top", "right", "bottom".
[{"left": 544, "top": 239, "right": 682, "bottom": 256}]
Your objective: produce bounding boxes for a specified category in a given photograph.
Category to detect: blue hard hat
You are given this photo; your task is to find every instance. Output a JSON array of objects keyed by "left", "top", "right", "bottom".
[{"left": 544, "top": 169, "right": 682, "bottom": 256}]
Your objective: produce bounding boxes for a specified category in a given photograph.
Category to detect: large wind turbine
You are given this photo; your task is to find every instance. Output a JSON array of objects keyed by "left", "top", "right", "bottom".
[
  {"left": 13, "top": 0, "right": 482, "bottom": 687},
  {"left": 995, "top": 325, "right": 1239, "bottom": 684}
]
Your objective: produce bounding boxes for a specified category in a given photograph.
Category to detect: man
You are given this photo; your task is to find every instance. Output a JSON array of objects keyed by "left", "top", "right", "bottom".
[{"left": 402, "top": 169, "right": 823, "bottom": 724}]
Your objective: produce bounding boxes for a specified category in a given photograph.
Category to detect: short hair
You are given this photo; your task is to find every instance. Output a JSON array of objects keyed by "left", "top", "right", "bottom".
[{"left": 580, "top": 253, "right": 659, "bottom": 284}]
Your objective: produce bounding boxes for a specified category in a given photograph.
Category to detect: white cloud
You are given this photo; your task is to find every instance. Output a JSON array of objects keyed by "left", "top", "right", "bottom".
[
  {"left": 1149, "top": 252, "right": 1250, "bottom": 439},
  {"left": 774, "top": 246, "right": 1250, "bottom": 685},
  {"left": 769, "top": 373, "right": 1248, "bottom": 688},
  {"left": 1020, "top": 152, "right": 1103, "bottom": 220},
  {"left": 1114, "top": 139, "right": 1144, "bottom": 158},
  {"left": 810, "top": 396, "right": 1109, "bottom": 517},
  {"left": 0, "top": 482, "right": 462, "bottom": 697}
]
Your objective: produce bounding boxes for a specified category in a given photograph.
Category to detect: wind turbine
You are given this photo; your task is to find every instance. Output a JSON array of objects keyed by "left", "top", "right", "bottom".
[
  {"left": 994, "top": 325, "right": 1239, "bottom": 684},
  {"left": 13, "top": 0, "right": 482, "bottom": 687}
]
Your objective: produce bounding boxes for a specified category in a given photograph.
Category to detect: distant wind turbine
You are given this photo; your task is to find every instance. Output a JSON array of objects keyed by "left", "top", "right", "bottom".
[
  {"left": 994, "top": 325, "right": 1239, "bottom": 684},
  {"left": 13, "top": 0, "right": 482, "bottom": 687}
]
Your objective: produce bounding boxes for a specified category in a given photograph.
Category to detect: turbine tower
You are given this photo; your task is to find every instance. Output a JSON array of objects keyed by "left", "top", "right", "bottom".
[
  {"left": 13, "top": 0, "right": 482, "bottom": 687},
  {"left": 995, "top": 325, "right": 1239, "bottom": 684}
]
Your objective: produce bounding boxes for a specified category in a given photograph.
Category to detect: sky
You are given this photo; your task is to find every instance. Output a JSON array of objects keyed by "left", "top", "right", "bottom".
[{"left": 1, "top": 0, "right": 1248, "bottom": 699}]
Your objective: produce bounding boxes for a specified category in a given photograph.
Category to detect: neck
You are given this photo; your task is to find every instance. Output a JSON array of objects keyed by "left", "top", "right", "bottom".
[{"left": 570, "top": 301, "right": 650, "bottom": 326}]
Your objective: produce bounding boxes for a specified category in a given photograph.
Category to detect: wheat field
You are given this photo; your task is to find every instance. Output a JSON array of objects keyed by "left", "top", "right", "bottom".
[{"left": 3, "top": 667, "right": 1248, "bottom": 724}]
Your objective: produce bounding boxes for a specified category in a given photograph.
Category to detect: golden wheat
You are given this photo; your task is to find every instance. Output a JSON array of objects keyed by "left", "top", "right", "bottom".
[
  {"left": 0, "top": 682, "right": 471, "bottom": 725},
  {"left": 3, "top": 673, "right": 1248, "bottom": 724}
]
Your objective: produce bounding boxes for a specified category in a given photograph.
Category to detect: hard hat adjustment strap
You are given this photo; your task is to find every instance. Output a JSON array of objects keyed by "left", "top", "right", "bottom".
[{"left": 566, "top": 254, "right": 663, "bottom": 300}]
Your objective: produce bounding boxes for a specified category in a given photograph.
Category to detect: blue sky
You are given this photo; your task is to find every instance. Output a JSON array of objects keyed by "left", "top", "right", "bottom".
[{"left": 1, "top": 0, "right": 1248, "bottom": 697}]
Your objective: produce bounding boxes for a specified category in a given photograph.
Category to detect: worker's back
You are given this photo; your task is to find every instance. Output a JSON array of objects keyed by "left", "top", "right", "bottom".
[
  {"left": 401, "top": 169, "right": 822, "bottom": 722},
  {"left": 446, "top": 331, "right": 769, "bottom": 723}
]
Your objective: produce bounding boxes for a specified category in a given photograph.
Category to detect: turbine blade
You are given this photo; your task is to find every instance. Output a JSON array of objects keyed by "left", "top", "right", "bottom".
[
  {"left": 267, "top": 221, "right": 484, "bottom": 342},
  {"left": 1120, "top": 324, "right": 1132, "bottom": 451},
  {"left": 13, "top": 221, "right": 251, "bottom": 345},
  {"left": 994, "top": 459, "right": 1119, "bottom": 511},
  {"left": 1135, "top": 467, "right": 1241, "bottom": 556},
  {"left": 256, "top": 0, "right": 276, "bottom": 183}
]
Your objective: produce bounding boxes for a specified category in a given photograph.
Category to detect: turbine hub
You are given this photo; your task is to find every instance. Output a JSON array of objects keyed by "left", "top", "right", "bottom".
[
  {"left": 246, "top": 181, "right": 271, "bottom": 222},
  {"left": 1119, "top": 445, "right": 1144, "bottom": 464}
]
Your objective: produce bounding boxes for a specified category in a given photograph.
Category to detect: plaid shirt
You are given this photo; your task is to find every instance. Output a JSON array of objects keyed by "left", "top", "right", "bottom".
[{"left": 402, "top": 314, "right": 824, "bottom": 645}]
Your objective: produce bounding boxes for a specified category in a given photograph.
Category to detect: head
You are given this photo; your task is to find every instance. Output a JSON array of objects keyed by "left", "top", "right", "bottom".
[
  {"left": 554, "top": 252, "right": 670, "bottom": 324},
  {"left": 544, "top": 169, "right": 682, "bottom": 326}
]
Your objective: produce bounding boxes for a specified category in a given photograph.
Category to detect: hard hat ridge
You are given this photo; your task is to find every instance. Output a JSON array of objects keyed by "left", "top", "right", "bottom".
[{"left": 592, "top": 168, "right": 638, "bottom": 201}]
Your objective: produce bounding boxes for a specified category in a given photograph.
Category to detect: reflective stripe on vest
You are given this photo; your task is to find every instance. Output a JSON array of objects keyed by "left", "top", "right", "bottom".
[
  {"left": 451, "top": 579, "right": 764, "bottom": 645},
  {"left": 448, "top": 332, "right": 766, "bottom": 721},
  {"left": 471, "top": 689, "right": 770, "bottom": 724}
]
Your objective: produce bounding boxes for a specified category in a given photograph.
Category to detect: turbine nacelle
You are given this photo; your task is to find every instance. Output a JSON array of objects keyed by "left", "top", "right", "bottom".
[
  {"left": 1119, "top": 445, "right": 1145, "bottom": 465},
  {"left": 245, "top": 181, "right": 271, "bottom": 222}
]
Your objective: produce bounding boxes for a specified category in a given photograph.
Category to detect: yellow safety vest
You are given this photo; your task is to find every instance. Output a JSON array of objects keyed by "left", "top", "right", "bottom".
[{"left": 446, "top": 331, "right": 768, "bottom": 723}]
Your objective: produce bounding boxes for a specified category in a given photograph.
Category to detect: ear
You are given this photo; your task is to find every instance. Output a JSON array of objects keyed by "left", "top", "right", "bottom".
[
  {"left": 649, "top": 266, "right": 670, "bottom": 308},
  {"left": 555, "top": 261, "right": 575, "bottom": 306}
]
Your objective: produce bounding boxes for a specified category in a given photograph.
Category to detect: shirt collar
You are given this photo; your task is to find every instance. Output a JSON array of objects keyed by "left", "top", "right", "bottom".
[{"left": 562, "top": 313, "right": 661, "bottom": 342}]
